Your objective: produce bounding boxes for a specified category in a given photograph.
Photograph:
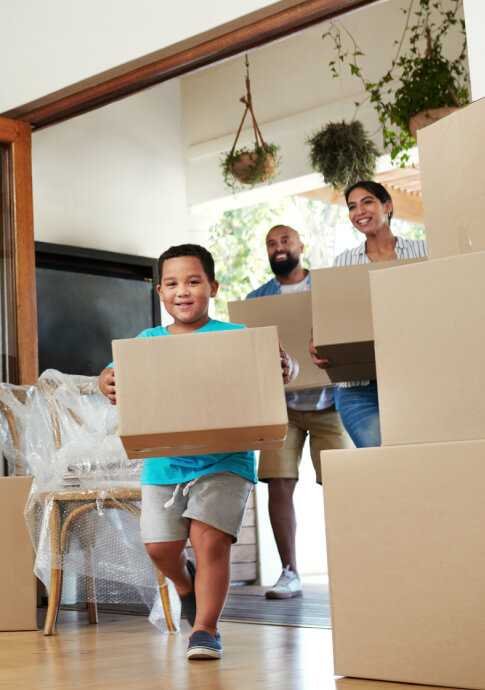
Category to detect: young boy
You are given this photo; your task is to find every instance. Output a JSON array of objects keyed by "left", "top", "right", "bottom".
[{"left": 99, "top": 243, "right": 295, "bottom": 661}]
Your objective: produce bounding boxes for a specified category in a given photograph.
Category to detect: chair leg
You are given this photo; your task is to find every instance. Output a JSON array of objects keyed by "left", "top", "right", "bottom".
[
  {"left": 157, "top": 570, "right": 177, "bottom": 632},
  {"left": 87, "top": 598, "right": 98, "bottom": 624},
  {"left": 44, "top": 499, "right": 62, "bottom": 636},
  {"left": 44, "top": 568, "right": 63, "bottom": 635},
  {"left": 86, "top": 570, "right": 98, "bottom": 624}
]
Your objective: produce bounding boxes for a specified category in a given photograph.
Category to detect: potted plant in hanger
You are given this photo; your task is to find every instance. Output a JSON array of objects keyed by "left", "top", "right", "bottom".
[
  {"left": 322, "top": 0, "right": 469, "bottom": 166},
  {"left": 221, "top": 56, "right": 280, "bottom": 193},
  {"left": 221, "top": 141, "right": 279, "bottom": 191}
]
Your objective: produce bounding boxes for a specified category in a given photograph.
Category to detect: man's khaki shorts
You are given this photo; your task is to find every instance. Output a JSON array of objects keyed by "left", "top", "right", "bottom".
[{"left": 258, "top": 405, "right": 352, "bottom": 484}]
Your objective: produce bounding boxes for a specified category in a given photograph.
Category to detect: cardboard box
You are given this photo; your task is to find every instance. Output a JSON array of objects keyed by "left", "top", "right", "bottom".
[
  {"left": 228, "top": 291, "right": 333, "bottom": 391},
  {"left": 113, "top": 326, "right": 288, "bottom": 458},
  {"left": 0, "top": 476, "right": 37, "bottom": 631},
  {"left": 418, "top": 98, "right": 485, "bottom": 259},
  {"left": 370, "top": 252, "right": 485, "bottom": 446},
  {"left": 311, "top": 260, "right": 423, "bottom": 382},
  {"left": 322, "top": 440, "right": 485, "bottom": 690}
]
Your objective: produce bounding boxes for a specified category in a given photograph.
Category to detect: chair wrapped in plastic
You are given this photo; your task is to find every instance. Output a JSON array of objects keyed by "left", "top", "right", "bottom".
[{"left": 0, "top": 369, "right": 180, "bottom": 635}]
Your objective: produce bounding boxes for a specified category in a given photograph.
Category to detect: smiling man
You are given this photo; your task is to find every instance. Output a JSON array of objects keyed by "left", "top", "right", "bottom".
[
  {"left": 249, "top": 225, "right": 308, "bottom": 294},
  {"left": 247, "top": 225, "right": 350, "bottom": 599}
]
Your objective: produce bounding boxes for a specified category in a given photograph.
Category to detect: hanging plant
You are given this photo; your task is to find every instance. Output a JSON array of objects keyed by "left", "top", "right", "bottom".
[
  {"left": 322, "top": 0, "right": 469, "bottom": 166},
  {"left": 221, "top": 142, "right": 279, "bottom": 190},
  {"left": 307, "top": 120, "right": 379, "bottom": 191},
  {"left": 220, "top": 56, "right": 280, "bottom": 193}
]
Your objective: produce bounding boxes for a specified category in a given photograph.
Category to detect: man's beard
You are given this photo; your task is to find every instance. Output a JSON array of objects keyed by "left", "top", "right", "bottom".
[{"left": 269, "top": 252, "right": 300, "bottom": 276}]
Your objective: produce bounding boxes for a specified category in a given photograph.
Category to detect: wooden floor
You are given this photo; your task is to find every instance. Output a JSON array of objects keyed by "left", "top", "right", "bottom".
[{"left": 0, "top": 610, "right": 452, "bottom": 690}]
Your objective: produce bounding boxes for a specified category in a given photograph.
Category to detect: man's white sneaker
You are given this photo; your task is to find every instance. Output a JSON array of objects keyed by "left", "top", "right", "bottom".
[{"left": 265, "top": 565, "right": 303, "bottom": 599}]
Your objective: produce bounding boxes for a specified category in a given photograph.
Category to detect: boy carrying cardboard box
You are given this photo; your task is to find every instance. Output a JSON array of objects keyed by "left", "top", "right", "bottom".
[{"left": 99, "top": 244, "right": 295, "bottom": 661}]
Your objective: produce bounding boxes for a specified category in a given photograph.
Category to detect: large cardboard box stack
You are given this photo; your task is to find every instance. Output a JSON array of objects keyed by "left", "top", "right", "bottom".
[
  {"left": 321, "top": 102, "right": 485, "bottom": 689},
  {"left": 113, "top": 326, "right": 288, "bottom": 458},
  {"left": 0, "top": 476, "right": 37, "bottom": 631}
]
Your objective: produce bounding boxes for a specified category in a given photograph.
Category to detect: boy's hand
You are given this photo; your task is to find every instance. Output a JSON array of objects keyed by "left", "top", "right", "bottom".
[
  {"left": 309, "top": 330, "right": 331, "bottom": 370},
  {"left": 99, "top": 367, "right": 116, "bottom": 405},
  {"left": 279, "top": 343, "right": 299, "bottom": 385}
]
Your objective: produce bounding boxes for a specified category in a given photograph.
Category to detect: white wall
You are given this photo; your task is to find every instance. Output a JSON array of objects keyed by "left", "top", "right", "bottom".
[
  {"left": 0, "top": 0, "right": 278, "bottom": 112},
  {"left": 463, "top": 0, "right": 485, "bottom": 100},
  {"left": 32, "top": 80, "right": 188, "bottom": 257}
]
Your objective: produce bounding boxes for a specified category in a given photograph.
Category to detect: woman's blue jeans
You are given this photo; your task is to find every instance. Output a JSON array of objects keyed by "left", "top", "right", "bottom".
[{"left": 335, "top": 381, "right": 381, "bottom": 448}]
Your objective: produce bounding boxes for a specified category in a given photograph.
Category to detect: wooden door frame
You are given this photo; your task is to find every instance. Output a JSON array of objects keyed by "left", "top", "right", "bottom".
[
  {"left": 2, "top": 0, "right": 379, "bottom": 130},
  {"left": 0, "top": 118, "right": 37, "bottom": 384}
]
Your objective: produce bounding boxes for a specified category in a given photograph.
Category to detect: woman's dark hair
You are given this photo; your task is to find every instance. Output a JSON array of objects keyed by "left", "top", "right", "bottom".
[
  {"left": 344, "top": 180, "right": 393, "bottom": 224},
  {"left": 157, "top": 244, "right": 215, "bottom": 284}
]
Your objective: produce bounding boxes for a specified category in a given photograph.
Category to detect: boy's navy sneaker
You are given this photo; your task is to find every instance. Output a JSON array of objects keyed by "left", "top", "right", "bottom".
[
  {"left": 180, "top": 558, "right": 196, "bottom": 627},
  {"left": 186, "top": 630, "right": 222, "bottom": 660}
]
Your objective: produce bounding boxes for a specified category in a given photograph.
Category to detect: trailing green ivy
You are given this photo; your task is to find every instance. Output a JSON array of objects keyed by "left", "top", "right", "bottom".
[{"left": 323, "top": 0, "right": 469, "bottom": 166}]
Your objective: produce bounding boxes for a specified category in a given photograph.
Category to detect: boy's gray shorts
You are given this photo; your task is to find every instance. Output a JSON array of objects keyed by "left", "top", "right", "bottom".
[{"left": 140, "top": 471, "right": 253, "bottom": 544}]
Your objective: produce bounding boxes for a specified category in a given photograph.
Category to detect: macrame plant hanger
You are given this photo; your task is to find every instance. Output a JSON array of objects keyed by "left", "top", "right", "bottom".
[{"left": 230, "top": 55, "right": 269, "bottom": 158}]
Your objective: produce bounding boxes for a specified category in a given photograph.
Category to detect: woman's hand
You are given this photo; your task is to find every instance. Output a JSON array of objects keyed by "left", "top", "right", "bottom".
[
  {"left": 280, "top": 343, "right": 299, "bottom": 385},
  {"left": 309, "top": 331, "right": 331, "bottom": 370},
  {"left": 99, "top": 367, "right": 117, "bottom": 405}
]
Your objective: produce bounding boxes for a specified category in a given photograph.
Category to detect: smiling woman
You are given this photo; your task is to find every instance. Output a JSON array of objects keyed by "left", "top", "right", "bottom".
[
  {"left": 345, "top": 181, "right": 396, "bottom": 262},
  {"left": 310, "top": 179, "right": 427, "bottom": 449}
]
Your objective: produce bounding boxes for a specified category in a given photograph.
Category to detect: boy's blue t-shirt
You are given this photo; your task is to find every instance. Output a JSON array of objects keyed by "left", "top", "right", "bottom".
[{"left": 111, "top": 318, "right": 257, "bottom": 486}]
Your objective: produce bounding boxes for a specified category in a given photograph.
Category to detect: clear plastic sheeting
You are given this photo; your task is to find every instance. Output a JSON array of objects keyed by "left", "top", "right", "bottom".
[
  {"left": 0, "top": 369, "right": 180, "bottom": 633},
  {"left": 0, "top": 380, "right": 35, "bottom": 477}
]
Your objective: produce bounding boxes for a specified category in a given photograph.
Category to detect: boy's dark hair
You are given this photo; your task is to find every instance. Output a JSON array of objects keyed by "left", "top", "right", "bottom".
[
  {"left": 157, "top": 244, "right": 215, "bottom": 284},
  {"left": 344, "top": 180, "right": 394, "bottom": 224}
]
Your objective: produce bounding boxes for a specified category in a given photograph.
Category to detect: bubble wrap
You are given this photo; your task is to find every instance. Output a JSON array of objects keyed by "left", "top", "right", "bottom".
[{"left": 0, "top": 369, "right": 180, "bottom": 633}]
